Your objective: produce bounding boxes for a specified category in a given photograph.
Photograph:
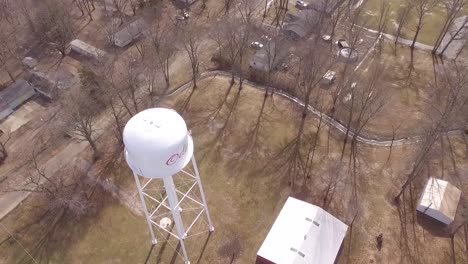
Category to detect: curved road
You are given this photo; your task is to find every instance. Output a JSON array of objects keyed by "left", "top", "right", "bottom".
[{"left": 167, "top": 70, "right": 463, "bottom": 147}]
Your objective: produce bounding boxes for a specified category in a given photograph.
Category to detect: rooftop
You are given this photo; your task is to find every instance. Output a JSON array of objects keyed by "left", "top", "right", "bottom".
[{"left": 257, "top": 197, "right": 348, "bottom": 264}]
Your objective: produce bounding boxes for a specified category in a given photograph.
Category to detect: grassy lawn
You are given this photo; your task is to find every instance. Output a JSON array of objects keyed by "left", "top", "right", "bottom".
[
  {"left": 333, "top": 42, "right": 442, "bottom": 138},
  {"left": 362, "top": 0, "right": 468, "bottom": 46}
]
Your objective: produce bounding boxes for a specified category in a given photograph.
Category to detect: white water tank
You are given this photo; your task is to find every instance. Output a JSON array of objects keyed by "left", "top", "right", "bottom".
[{"left": 123, "top": 108, "right": 194, "bottom": 178}]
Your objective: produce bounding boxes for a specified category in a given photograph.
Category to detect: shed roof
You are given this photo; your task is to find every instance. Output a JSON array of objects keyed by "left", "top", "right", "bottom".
[
  {"left": 257, "top": 197, "right": 348, "bottom": 264},
  {"left": 417, "top": 177, "right": 461, "bottom": 224}
]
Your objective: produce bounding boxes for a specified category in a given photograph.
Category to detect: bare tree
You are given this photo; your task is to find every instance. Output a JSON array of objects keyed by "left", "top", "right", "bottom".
[
  {"left": 62, "top": 89, "right": 101, "bottom": 158},
  {"left": 211, "top": 15, "right": 251, "bottom": 88},
  {"left": 394, "top": 4, "right": 412, "bottom": 48},
  {"left": 330, "top": 1, "right": 347, "bottom": 43},
  {"left": 376, "top": 0, "right": 390, "bottom": 39},
  {"left": 262, "top": 35, "right": 289, "bottom": 95},
  {"left": 0, "top": 132, "right": 11, "bottom": 163},
  {"left": 0, "top": 0, "right": 14, "bottom": 24},
  {"left": 8, "top": 150, "right": 93, "bottom": 261},
  {"left": 112, "top": 0, "right": 130, "bottom": 25},
  {"left": 237, "top": 0, "right": 259, "bottom": 24},
  {"left": 149, "top": 20, "right": 178, "bottom": 88},
  {"left": 31, "top": 0, "right": 75, "bottom": 57},
  {"left": 181, "top": 23, "right": 201, "bottom": 90},
  {"left": 104, "top": 19, "right": 120, "bottom": 47},
  {"left": 0, "top": 30, "right": 17, "bottom": 82},
  {"left": 94, "top": 59, "right": 129, "bottom": 144},
  {"left": 433, "top": 0, "right": 466, "bottom": 53},
  {"left": 411, "top": 0, "right": 438, "bottom": 49},
  {"left": 439, "top": 16, "right": 468, "bottom": 56},
  {"left": 394, "top": 63, "right": 468, "bottom": 201},
  {"left": 223, "top": 0, "right": 235, "bottom": 14},
  {"left": 279, "top": 37, "right": 335, "bottom": 189},
  {"left": 74, "top": 0, "right": 95, "bottom": 20}
]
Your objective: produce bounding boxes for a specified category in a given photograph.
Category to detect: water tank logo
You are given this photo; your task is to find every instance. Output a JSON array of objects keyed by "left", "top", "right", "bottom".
[{"left": 166, "top": 143, "right": 188, "bottom": 166}]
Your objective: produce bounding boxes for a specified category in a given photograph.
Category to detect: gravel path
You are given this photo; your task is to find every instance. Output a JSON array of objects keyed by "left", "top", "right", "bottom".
[{"left": 167, "top": 70, "right": 464, "bottom": 147}]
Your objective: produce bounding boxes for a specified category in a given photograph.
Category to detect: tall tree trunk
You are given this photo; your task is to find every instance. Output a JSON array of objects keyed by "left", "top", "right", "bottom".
[
  {"left": 411, "top": 22, "right": 423, "bottom": 49},
  {"left": 440, "top": 18, "right": 468, "bottom": 56}
]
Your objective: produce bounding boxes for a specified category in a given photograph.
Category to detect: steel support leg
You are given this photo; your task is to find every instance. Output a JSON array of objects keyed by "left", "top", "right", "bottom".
[
  {"left": 191, "top": 157, "right": 215, "bottom": 232},
  {"left": 133, "top": 172, "right": 157, "bottom": 245},
  {"left": 163, "top": 176, "right": 190, "bottom": 264}
]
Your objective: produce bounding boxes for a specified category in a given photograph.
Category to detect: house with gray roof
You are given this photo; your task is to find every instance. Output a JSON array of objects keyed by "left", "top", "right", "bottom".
[
  {"left": 249, "top": 42, "right": 290, "bottom": 72},
  {"left": 0, "top": 80, "right": 36, "bottom": 121},
  {"left": 309, "top": 0, "right": 342, "bottom": 14},
  {"left": 114, "top": 18, "right": 148, "bottom": 48},
  {"left": 250, "top": 43, "right": 276, "bottom": 72},
  {"left": 283, "top": 10, "right": 321, "bottom": 40}
]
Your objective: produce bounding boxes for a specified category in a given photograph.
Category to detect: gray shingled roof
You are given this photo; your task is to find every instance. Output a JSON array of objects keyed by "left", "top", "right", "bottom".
[
  {"left": 0, "top": 80, "right": 36, "bottom": 120},
  {"left": 114, "top": 18, "right": 147, "bottom": 48}
]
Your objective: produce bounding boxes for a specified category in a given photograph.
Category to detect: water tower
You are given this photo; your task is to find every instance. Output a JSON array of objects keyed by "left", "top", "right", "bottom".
[{"left": 123, "top": 108, "right": 214, "bottom": 264}]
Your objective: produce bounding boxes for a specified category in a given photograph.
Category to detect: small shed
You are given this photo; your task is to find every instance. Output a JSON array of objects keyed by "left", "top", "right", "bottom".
[
  {"left": 257, "top": 197, "right": 348, "bottom": 264},
  {"left": 417, "top": 177, "right": 461, "bottom": 225},
  {"left": 322, "top": 70, "right": 336, "bottom": 85},
  {"left": 114, "top": 18, "right": 147, "bottom": 48}
]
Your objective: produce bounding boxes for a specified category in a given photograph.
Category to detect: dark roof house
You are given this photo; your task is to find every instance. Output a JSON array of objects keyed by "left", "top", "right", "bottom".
[
  {"left": 250, "top": 43, "right": 277, "bottom": 72},
  {"left": 114, "top": 18, "right": 148, "bottom": 48},
  {"left": 283, "top": 10, "right": 321, "bottom": 40},
  {"left": 309, "top": 0, "right": 342, "bottom": 14},
  {"left": 284, "top": 24, "right": 308, "bottom": 40},
  {"left": 0, "top": 80, "right": 36, "bottom": 120},
  {"left": 249, "top": 42, "right": 290, "bottom": 72}
]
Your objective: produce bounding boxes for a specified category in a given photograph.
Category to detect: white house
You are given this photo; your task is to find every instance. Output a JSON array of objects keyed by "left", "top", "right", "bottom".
[
  {"left": 257, "top": 197, "right": 348, "bottom": 264},
  {"left": 417, "top": 177, "right": 461, "bottom": 225}
]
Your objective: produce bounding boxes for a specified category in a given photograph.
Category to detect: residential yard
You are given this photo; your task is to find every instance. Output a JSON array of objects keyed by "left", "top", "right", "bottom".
[
  {"left": 362, "top": 0, "right": 468, "bottom": 46},
  {"left": 335, "top": 41, "right": 468, "bottom": 138},
  {"left": 1, "top": 75, "right": 467, "bottom": 264}
]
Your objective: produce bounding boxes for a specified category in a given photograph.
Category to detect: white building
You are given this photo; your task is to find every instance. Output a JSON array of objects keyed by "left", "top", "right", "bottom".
[
  {"left": 257, "top": 197, "right": 348, "bottom": 264},
  {"left": 70, "top": 39, "right": 106, "bottom": 60},
  {"left": 417, "top": 177, "right": 461, "bottom": 225}
]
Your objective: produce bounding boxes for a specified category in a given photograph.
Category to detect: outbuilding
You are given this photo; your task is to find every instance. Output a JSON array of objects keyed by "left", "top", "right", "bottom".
[
  {"left": 256, "top": 197, "right": 348, "bottom": 264},
  {"left": 417, "top": 177, "right": 461, "bottom": 225}
]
